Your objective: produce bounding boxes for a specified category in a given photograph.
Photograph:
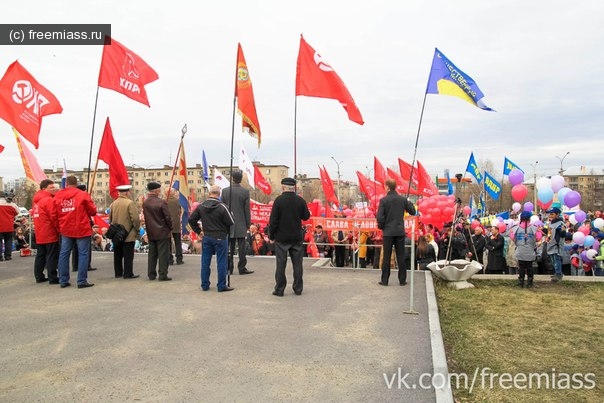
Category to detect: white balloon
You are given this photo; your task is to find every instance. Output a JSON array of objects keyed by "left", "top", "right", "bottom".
[
  {"left": 594, "top": 218, "right": 604, "bottom": 231},
  {"left": 512, "top": 202, "right": 521, "bottom": 213},
  {"left": 536, "top": 176, "right": 552, "bottom": 191},
  {"left": 586, "top": 249, "right": 597, "bottom": 261},
  {"left": 550, "top": 175, "right": 565, "bottom": 193},
  {"left": 491, "top": 219, "right": 499, "bottom": 227},
  {"left": 530, "top": 215, "right": 539, "bottom": 224},
  {"left": 569, "top": 215, "right": 578, "bottom": 225}
]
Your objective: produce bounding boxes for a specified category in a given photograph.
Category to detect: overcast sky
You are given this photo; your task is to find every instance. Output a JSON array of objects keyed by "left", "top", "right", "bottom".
[{"left": 1, "top": 0, "right": 603, "bottom": 184}]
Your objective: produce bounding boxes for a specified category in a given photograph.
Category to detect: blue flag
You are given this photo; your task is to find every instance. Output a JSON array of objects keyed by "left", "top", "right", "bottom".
[
  {"left": 172, "top": 180, "right": 190, "bottom": 235},
  {"left": 465, "top": 152, "right": 483, "bottom": 183},
  {"left": 444, "top": 169, "right": 454, "bottom": 195},
  {"left": 61, "top": 159, "right": 67, "bottom": 189},
  {"left": 202, "top": 149, "right": 210, "bottom": 185},
  {"left": 503, "top": 157, "right": 524, "bottom": 175},
  {"left": 484, "top": 172, "right": 502, "bottom": 201},
  {"left": 426, "top": 48, "right": 494, "bottom": 111}
]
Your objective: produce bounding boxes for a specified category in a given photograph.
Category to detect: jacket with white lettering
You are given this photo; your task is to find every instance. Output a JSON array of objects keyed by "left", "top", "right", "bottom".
[{"left": 54, "top": 187, "right": 97, "bottom": 238}]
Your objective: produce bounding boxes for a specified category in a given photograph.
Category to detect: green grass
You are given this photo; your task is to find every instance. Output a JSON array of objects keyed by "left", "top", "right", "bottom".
[{"left": 435, "top": 279, "right": 604, "bottom": 402}]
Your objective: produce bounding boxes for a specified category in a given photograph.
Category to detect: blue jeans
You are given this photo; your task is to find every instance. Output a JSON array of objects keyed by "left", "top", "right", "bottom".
[
  {"left": 549, "top": 253, "right": 562, "bottom": 277},
  {"left": 201, "top": 235, "right": 228, "bottom": 290},
  {"left": 59, "top": 236, "right": 91, "bottom": 285}
]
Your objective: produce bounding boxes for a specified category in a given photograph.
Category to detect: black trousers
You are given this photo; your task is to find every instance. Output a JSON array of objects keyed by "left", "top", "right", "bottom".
[
  {"left": 1, "top": 232, "right": 13, "bottom": 259},
  {"left": 34, "top": 242, "right": 59, "bottom": 281},
  {"left": 228, "top": 237, "right": 248, "bottom": 273},
  {"left": 113, "top": 241, "right": 135, "bottom": 277},
  {"left": 334, "top": 245, "right": 346, "bottom": 267},
  {"left": 170, "top": 232, "right": 183, "bottom": 263},
  {"left": 274, "top": 241, "right": 304, "bottom": 294},
  {"left": 518, "top": 260, "right": 534, "bottom": 280},
  {"left": 381, "top": 235, "right": 408, "bottom": 285}
]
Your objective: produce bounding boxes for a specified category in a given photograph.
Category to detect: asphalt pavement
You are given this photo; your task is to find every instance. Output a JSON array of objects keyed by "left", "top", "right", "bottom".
[{"left": 0, "top": 251, "right": 446, "bottom": 402}]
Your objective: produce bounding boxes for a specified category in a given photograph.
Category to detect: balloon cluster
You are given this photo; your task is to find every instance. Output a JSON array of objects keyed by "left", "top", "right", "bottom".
[
  {"left": 417, "top": 194, "right": 457, "bottom": 229},
  {"left": 509, "top": 169, "right": 583, "bottom": 211}
]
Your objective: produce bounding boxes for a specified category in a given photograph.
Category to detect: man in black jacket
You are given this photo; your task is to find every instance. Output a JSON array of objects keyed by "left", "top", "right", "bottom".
[
  {"left": 376, "top": 179, "right": 416, "bottom": 286},
  {"left": 189, "top": 185, "right": 235, "bottom": 292},
  {"left": 268, "top": 177, "right": 310, "bottom": 296}
]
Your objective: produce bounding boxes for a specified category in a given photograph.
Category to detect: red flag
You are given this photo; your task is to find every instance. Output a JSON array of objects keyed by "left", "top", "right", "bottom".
[
  {"left": 356, "top": 171, "right": 385, "bottom": 210},
  {"left": 416, "top": 160, "right": 439, "bottom": 197},
  {"left": 98, "top": 37, "right": 158, "bottom": 107},
  {"left": 97, "top": 117, "right": 129, "bottom": 199},
  {"left": 319, "top": 165, "right": 339, "bottom": 207},
  {"left": 398, "top": 158, "right": 419, "bottom": 188},
  {"left": 235, "top": 44, "right": 262, "bottom": 147},
  {"left": 295, "top": 35, "right": 364, "bottom": 125},
  {"left": 14, "top": 128, "right": 47, "bottom": 184},
  {"left": 373, "top": 156, "right": 389, "bottom": 185},
  {"left": 0, "top": 144, "right": 4, "bottom": 153},
  {"left": 387, "top": 167, "right": 420, "bottom": 196},
  {"left": 253, "top": 164, "right": 272, "bottom": 195},
  {"left": 0, "top": 61, "right": 63, "bottom": 148}
]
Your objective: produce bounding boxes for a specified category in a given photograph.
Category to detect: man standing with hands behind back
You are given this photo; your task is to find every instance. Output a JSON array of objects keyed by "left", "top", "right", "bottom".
[
  {"left": 221, "top": 170, "right": 254, "bottom": 275},
  {"left": 143, "top": 181, "right": 173, "bottom": 281},
  {"left": 376, "top": 178, "right": 416, "bottom": 286},
  {"left": 109, "top": 184, "right": 141, "bottom": 279},
  {"left": 268, "top": 177, "right": 310, "bottom": 297}
]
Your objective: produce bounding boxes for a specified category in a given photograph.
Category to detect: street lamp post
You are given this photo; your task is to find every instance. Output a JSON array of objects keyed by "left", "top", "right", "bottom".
[
  {"left": 530, "top": 161, "right": 538, "bottom": 211},
  {"left": 331, "top": 156, "right": 343, "bottom": 206},
  {"left": 555, "top": 152, "right": 570, "bottom": 175}
]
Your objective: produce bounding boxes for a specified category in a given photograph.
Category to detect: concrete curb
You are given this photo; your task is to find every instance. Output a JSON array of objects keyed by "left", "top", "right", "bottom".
[{"left": 425, "top": 270, "right": 454, "bottom": 403}]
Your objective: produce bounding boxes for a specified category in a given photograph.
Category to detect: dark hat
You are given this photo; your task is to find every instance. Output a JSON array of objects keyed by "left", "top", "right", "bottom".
[
  {"left": 596, "top": 233, "right": 604, "bottom": 240},
  {"left": 232, "top": 170, "right": 243, "bottom": 182},
  {"left": 520, "top": 211, "right": 532, "bottom": 221},
  {"left": 572, "top": 244, "right": 579, "bottom": 251},
  {"left": 547, "top": 207, "right": 561, "bottom": 214},
  {"left": 116, "top": 185, "right": 132, "bottom": 192},
  {"left": 76, "top": 184, "right": 87, "bottom": 191},
  {"left": 281, "top": 177, "right": 296, "bottom": 186},
  {"left": 147, "top": 181, "right": 161, "bottom": 191}
]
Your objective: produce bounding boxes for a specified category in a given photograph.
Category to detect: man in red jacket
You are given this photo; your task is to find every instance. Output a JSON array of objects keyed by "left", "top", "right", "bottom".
[
  {"left": 32, "top": 179, "right": 60, "bottom": 283},
  {"left": 54, "top": 176, "right": 97, "bottom": 289},
  {"left": 0, "top": 191, "right": 19, "bottom": 261}
]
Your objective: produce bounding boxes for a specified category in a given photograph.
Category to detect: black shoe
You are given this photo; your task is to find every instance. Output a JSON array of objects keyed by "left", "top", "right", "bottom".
[
  {"left": 49, "top": 279, "right": 60, "bottom": 285},
  {"left": 60, "top": 282, "right": 71, "bottom": 288},
  {"left": 148, "top": 277, "right": 156, "bottom": 281},
  {"left": 168, "top": 261, "right": 174, "bottom": 266},
  {"left": 115, "top": 274, "right": 123, "bottom": 278},
  {"left": 158, "top": 277, "right": 172, "bottom": 281},
  {"left": 4, "top": 256, "right": 11, "bottom": 261},
  {"left": 77, "top": 282, "right": 94, "bottom": 289},
  {"left": 201, "top": 287, "right": 209, "bottom": 291},
  {"left": 88, "top": 267, "right": 97, "bottom": 271},
  {"left": 378, "top": 281, "right": 388, "bottom": 286},
  {"left": 400, "top": 282, "right": 407, "bottom": 286},
  {"left": 272, "top": 290, "right": 284, "bottom": 297},
  {"left": 218, "top": 286, "right": 234, "bottom": 292},
  {"left": 176, "top": 260, "right": 184, "bottom": 265},
  {"left": 239, "top": 269, "right": 254, "bottom": 275},
  {"left": 294, "top": 290, "right": 302, "bottom": 295},
  {"left": 36, "top": 277, "right": 49, "bottom": 283},
  {"left": 123, "top": 274, "right": 140, "bottom": 279}
]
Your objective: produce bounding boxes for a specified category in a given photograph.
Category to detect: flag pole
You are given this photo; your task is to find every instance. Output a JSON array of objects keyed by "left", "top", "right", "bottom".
[
  {"left": 405, "top": 92, "right": 428, "bottom": 199},
  {"left": 85, "top": 86, "right": 101, "bottom": 192},
  {"left": 293, "top": 97, "right": 298, "bottom": 180},
  {"left": 167, "top": 124, "right": 188, "bottom": 194}
]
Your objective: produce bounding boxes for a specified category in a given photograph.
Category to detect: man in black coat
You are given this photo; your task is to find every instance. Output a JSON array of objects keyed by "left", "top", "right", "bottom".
[
  {"left": 376, "top": 179, "right": 416, "bottom": 286},
  {"left": 268, "top": 177, "right": 310, "bottom": 296},
  {"left": 221, "top": 171, "right": 254, "bottom": 275}
]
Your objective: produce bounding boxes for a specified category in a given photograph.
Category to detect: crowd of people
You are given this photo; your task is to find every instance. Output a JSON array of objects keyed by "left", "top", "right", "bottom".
[{"left": 4, "top": 174, "right": 604, "bottom": 294}]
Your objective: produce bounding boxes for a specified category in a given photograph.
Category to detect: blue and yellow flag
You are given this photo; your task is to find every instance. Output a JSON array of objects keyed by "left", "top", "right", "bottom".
[
  {"left": 444, "top": 169, "right": 454, "bottom": 195},
  {"left": 503, "top": 156, "right": 524, "bottom": 175},
  {"left": 465, "top": 152, "right": 483, "bottom": 183},
  {"left": 484, "top": 171, "right": 502, "bottom": 201},
  {"left": 426, "top": 48, "right": 493, "bottom": 111}
]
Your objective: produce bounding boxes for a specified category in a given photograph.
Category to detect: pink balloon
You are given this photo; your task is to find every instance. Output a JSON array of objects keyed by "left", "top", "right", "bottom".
[
  {"left": 511, "top": 184, "right": 528, "bottom": 201},
  {"left": 497, "top": 222, "right": 507, "bottom": 233},
  {"left": 462, "top": 206, "right": 471, "bottom": 216},
  {"left": 578, "top": 225, "right": 590, "bottom": 236}
]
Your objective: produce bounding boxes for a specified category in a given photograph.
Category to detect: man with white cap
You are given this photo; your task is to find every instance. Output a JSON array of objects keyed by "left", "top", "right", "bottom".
[{"left": 109, "top": 184, "right": 141, "bottom": 279}]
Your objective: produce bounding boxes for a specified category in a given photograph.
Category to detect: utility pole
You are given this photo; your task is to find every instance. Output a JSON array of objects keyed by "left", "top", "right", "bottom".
[
  {"left": 556, "top": 152, "right": 570, "bottom": 175},
  {"left": 331, "top": 156, "right": 343, "bottom": 206}
]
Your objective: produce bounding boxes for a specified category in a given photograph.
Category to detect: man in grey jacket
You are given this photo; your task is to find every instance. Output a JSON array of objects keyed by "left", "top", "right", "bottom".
[{"left": 221, "top": 170, "right": 254, "bottom": 275}]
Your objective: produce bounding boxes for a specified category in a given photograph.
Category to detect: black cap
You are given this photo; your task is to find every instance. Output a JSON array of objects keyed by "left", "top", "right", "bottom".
[
  {"left": 147, "top": 182, "right": 161, "bottom": 191},
  {"left": 281, "top": 177, "right": 296, "bottom": 186}
]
